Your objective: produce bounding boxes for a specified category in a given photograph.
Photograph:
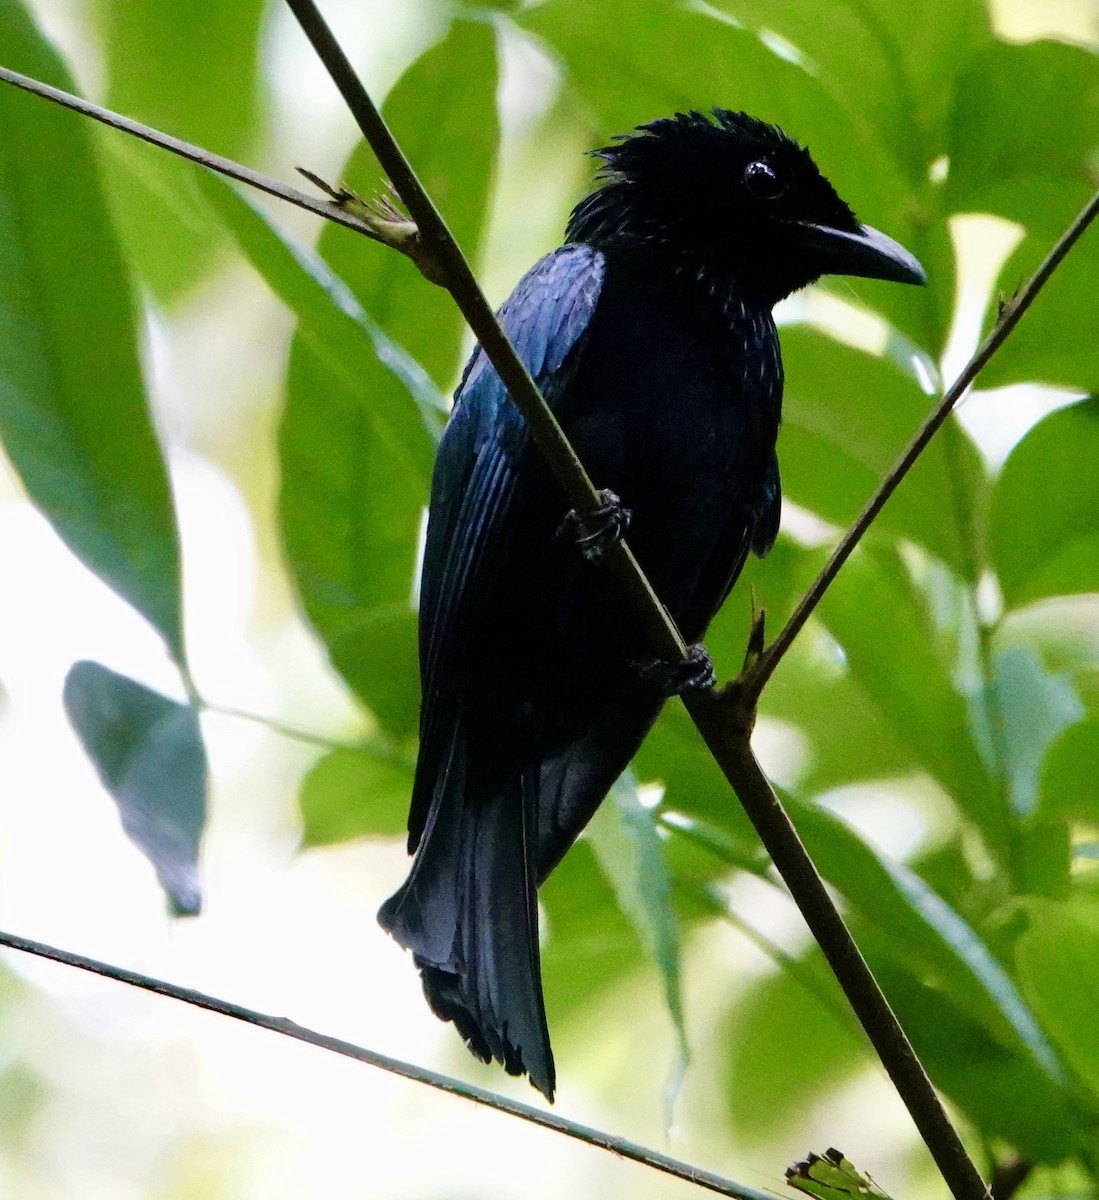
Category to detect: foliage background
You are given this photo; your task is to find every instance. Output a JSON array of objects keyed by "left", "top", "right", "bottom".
[{"left": 0, "top": 0, "right": 1098, "bottom": 1196}]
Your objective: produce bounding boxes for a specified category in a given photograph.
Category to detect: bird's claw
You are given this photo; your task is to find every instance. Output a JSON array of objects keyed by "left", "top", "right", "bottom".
[
  {"left": 558, "top": 489, "right": 632, "bottom": 564},
  {"left": 630, "top": 644, "right": 716, "bottom": 697}
]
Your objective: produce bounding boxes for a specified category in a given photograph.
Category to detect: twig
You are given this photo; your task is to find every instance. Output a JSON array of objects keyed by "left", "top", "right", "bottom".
[
  {"left": 0, "top": 65, "right": 386, "bottom": 244},
  {"left": 0, "top": 928, "right": 771, "bottom": 1200},
  {"left": 750, "top": 187, "right": 1099, "bottom": 694},
  {"left": 281, "top": 4, "right": 998, "bottom": 1198}
]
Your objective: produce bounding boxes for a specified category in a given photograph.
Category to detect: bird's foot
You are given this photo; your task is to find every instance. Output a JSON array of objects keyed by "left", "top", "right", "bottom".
[
  {"left": 557, "top": 489, "right": 632, "bottom": 565},
  {"left": 631, "top": 644, "right": 716, "bottom": 697}
]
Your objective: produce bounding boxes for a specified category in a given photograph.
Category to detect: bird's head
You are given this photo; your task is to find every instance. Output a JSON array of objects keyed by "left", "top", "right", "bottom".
[{"left": 566, "top": 109, "right": 925, "bottom": 306}]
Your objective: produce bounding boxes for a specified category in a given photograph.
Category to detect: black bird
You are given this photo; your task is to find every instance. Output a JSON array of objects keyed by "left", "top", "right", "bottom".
[{"left": 378, "top": 109, "right": 924, "bottom": 1099}]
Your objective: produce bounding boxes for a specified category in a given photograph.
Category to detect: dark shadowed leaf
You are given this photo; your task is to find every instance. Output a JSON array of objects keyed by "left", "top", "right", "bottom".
[
  {"left": 299, "top": 745, "right": 415, "bottom": 846},
  {"left": 0, "top": 2, "right": 183, "bottom": 657},
  {"left": 63, "top": 661, "right": 206, "bottom": 916},
  {"left": 989, "top": 397, "right": 1099, "bottom": 607}
]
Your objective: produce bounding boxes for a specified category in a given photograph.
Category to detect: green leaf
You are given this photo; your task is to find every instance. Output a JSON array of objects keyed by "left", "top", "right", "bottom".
[
  {"left": 63, "top": 661, "right": 206, "bottom": 916},
  {"left": 817, "top": 546, "right": 999, "bottom": 839},
  {"left": 724, "top": 962, "right": 862, "bottom": 1140},
  {"left": 946, "top": 40, "right": 1099, "bottom": 227},
  {"left": 787, "top": 1148, "right": 894, "bottom": 1200},
  {"left": 299, "top": 745, "right": 415, "bottom": 846},
  {"left": 200, "top": 178, "right": 438, "bottom": 735},
  {"left": 1016, "top": 898, "right": 1099, "bottom": 1102},
  {"left": 0, "top": 2, "right": 183, "bottom": 657},
  {"left": 975, "top": 646, "right": 1083, "bottom": 821},
  {"left": 781, "top": 328, "right": 987, "bottom": 578},
  {"left": 989, "top": 397, "right": 1099, "bottom": 608},
  {"left": 787, "top": 796, "right": 1064, "bottom": 1086},
  {"left": 278, "top": 19, "right": 499, "bottom": 732},
  {"left": 519, "top": 0, "right": 949, "bottom": 350},
  {"left": 586, "top": 772, "right": 686, "bottom": 1058},
  {"left": 868, "top": 951, "right": 1088, "bottom": 1161},
  {"left": 316, "top": 19, "right": 500, "bottom": 390},
  {"left": 1039, "top": 719, "right": 1099, "bottom": 826},
  {"left": 541, "top": 841, "right": 646, "bottom": 1022},
  {"left": 947, "top": 40, "right": 1099, "bottom": 393},
  {"left": 92, "top": 0, "right": 267, "bottom": 299}
]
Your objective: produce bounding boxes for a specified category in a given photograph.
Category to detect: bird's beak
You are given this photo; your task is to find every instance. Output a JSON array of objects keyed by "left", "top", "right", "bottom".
[{"left": 796, "top": 221, "right": 927, "bottom": 286}]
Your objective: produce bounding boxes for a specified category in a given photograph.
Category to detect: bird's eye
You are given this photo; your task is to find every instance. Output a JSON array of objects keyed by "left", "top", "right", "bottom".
[{"left": 743, "top": 159, "right": 786, "bottom": 200}]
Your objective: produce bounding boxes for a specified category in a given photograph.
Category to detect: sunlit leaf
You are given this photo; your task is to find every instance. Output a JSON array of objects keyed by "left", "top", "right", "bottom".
[
  {"left": 781, "top": 328, "right": 987, "bottom": 578},
  {"left": 1015, "top": 898, "right": 1099, "bottom": 1102},
  {"left": 948, "top": 40, "right": 1099, "bottom": 393},
  {"left": 63, "top": 661, "right": 206, "bottom": 916},
  {"left": 299, "top": 745, "right": 415, "bottom": 846},
  {"left": 93, "top": 0, "right": 266, "bottom": 298},
  {"left": 989, "top": 397, "right": 1099, "bottom": 607},
  {"left": 0, "top": 2, "right": 183, "bottom": 657}
]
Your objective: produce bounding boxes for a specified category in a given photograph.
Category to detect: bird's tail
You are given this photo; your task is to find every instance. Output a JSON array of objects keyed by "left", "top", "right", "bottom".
[{"left": 377, "top": 730, "right": 555, "bottom": 1100}]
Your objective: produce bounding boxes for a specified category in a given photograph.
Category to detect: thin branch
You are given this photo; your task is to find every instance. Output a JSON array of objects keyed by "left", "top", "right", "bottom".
[
  {"left": 282, "top": 4, "right": 992, "bottom": 1198},
  {"left": 751, "top": 187, "right": 1099, "bottom": 693},
  {"left": 0, "top": 928, "right": 771, "bottom": 1200},
  {"left": 280, "top": 0, "right": 689, "bottom": 666},
  {"left": 0, "top": 65, "right": 384, "bottom": 244},
  {"left": 682, "top": 701, "right": 989, "bottom": 1200}
]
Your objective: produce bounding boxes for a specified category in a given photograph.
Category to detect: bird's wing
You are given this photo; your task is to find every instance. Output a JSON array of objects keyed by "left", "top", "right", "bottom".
[{"left": 409, "top": 243, "right": 606, "bottom": 850}]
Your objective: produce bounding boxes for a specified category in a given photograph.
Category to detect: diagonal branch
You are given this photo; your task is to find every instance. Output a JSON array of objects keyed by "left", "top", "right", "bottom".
[
  {"left": 0, "top": 64, "right": 389, "bottom": 245},
  {"left": 279, "top": 6, "right": 992, "bottom": 1200},
  {"left": 750, "top": 187, "right": 1099, "bottom": 695},
  {"left": 0, "top": 928, "right": 771, "bottom": 1200}
]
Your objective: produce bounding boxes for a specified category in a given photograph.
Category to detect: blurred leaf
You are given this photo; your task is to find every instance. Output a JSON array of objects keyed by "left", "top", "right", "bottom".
[
  {"left": 817, "top": 546, "right": 999, "bottom": 840},
  {"left": 976, "top": 646, "right": 1082, "bottom": 820},
  {"left": 1040, "top": 719, "right": 1099, "bottom": 825},
  {"left": 946, "top": 40, "right": 1099, "bottom": 227},
  {"left": 948, "top": 40, "right": 1099, "bottom": 393},
  {"left": 989, "top": 397, "right": 1099, "bottom": 607},
  {"left": 781, "top": 328, "right": 987, "bottom": 578},
  {"left": 1016, "top": 898, "right": 1099, "bottom": 1101},
  {"left": 869, "top": 952, "right": 1088, "bottom": 1161},
  {"left": 520, "top": 0, "right": 949, "bottom": 350},
  {"left": 317, "top": 19, "right": 500, "bottom": 389},
  {"left": 63, "top": 661, "right": 206, "bottom": 916},
  {"left": 541, "top": 841, "right": 646, "bottom": 1022},
  {"left": 587, "top": 772, "right": 686, "bottom": 1057},
  {"left": 93, "top": 0, "right": 266, "bottom": 299},
  {"left": 277, "top": 20, "right": 499, "bottom": 734},
  {"left": 0, "top": 2, "right": 183, "bottom": 657},
  {"left": 200, "top": 180, "right": 438, "bottom": 735},
  {"left": 724, "top": 961, "right": 862, "bottom": 1140},
  {"left": 299, "top": 745, "right": 415, "bottom": 846},
  {"left": 788, "top": 796, "right": 1064, "bottom": 1085}
]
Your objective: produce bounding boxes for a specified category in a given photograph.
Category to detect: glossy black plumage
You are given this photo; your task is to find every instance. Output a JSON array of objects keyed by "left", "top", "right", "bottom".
[{"left": 378, "top": 110, "right": 924, "bottom": 1099}]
